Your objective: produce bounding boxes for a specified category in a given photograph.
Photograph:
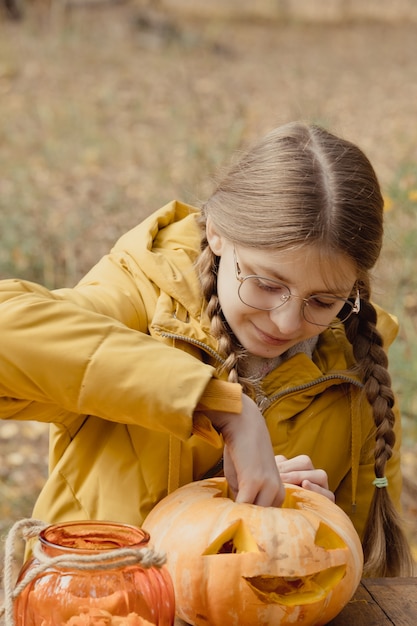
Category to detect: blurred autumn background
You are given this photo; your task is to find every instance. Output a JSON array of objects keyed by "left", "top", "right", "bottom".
[{"left": 1, "top": 0, "right": 417, "bottom": 590}]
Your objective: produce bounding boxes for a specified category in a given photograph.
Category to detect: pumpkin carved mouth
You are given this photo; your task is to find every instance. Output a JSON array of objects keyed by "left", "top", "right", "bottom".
[{"left": 244, "top": 565, "right": 347, "bottom": 606}]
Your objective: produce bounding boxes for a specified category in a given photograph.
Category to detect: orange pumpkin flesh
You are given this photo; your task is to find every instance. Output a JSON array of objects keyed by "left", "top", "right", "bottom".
[{"left": 144, "top": 478, "right": 363, "bottom": 626}]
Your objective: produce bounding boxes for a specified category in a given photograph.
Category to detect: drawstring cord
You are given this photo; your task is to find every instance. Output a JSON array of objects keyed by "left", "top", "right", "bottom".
[
  {"left": 350, "top": 390, "right": 361, "bottom": 514},
  {"left": 167, "top": 434, "right": 181, "bottom": 494}
]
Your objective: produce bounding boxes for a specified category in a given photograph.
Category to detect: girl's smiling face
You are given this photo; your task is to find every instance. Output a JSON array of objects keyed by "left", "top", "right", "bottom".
[{"left": 206, "top": 219, "right": 357, "bottom": 358}]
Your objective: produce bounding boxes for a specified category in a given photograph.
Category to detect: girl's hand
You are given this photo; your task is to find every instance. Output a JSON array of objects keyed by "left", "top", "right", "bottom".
[
  {"left": 207, "top": 394, "right": 285, "bottom": 508},
  {"left": 275, "top": 454, "right": 335, "bottom": 502}
]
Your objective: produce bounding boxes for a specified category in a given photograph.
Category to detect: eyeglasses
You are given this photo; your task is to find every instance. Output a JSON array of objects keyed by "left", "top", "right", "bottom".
[{"left": 233, "top": 247, "right": 360, "bottom": 328}]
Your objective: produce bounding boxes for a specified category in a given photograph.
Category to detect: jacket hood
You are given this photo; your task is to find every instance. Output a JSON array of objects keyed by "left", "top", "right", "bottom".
[
  {"left": 112, "top": 201, "right": 204, "bottom": 317},
  {"left": 111, "top": 201, "right": 221, "bottom": 353}
]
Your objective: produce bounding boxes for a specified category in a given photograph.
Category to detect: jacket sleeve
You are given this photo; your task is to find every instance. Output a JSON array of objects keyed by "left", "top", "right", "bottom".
[
  {"left": 0, "top": 278, "right": 240, "bottom": 440},
  {"left": 53, "top": 251, "right": 153, "bottom": 330}
]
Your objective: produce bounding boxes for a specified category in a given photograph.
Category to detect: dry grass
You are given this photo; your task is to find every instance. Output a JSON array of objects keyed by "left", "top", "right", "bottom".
[{"left": 0, "top": 0, "right": 416, "bottom": 581}]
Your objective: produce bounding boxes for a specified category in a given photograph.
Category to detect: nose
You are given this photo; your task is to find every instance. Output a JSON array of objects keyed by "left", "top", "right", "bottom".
[{"left": 269, "top": 298, "right": 305, "bottom": 334}]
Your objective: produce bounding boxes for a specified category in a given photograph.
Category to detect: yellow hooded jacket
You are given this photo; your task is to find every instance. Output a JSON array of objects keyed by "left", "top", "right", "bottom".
[{"left": 0, "top": 201, "right": 403, "bottom": 539}]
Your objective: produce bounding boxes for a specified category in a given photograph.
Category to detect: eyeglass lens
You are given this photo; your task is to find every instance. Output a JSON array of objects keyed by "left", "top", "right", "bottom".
[{"left": 238, "top": 277, "right": 354, "bottom": 325}]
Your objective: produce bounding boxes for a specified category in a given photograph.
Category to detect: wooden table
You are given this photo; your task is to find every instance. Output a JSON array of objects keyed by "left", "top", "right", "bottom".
[
  {"left": 328, "top": 578, "right": 416, "bottom": 625},
  {"left": 174, "top": 577, "right": 417, "bottom": 625}
]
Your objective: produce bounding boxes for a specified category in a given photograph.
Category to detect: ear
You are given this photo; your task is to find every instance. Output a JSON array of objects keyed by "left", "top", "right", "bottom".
[{"left": 206, "top": 216, "right": 226, "bottom": 256}]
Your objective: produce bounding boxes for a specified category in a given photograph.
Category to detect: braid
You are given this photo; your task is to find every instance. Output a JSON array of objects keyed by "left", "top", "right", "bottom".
[
  {"left": 195, "top": 235, "right": 251, "bottom": 390},
  {"left": 344, "top": 292, "right": 414, "bottom": 576}
]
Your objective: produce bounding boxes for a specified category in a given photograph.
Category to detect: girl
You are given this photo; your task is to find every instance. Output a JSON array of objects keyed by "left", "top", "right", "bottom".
[{"left": 0, "top": 122, "right": 413, "bottom": 577}]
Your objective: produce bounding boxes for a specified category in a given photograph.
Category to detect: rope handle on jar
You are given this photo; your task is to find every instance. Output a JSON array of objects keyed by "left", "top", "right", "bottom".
[{"left": 0, "top": 518, "right": 167, "bottom": 626}]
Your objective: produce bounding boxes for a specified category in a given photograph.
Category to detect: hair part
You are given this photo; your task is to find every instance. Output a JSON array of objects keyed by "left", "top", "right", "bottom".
[{"left": 201, "top": 122, "right": 383, "bottom": 268}]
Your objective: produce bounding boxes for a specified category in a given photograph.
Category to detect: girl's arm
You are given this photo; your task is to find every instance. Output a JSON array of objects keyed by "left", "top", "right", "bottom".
[{"left": 0, "top": 278, "right": 220, "bottom": 439}]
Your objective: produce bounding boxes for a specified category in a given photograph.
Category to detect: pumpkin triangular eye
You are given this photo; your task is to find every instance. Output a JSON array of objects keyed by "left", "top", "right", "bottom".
[
  {"left": 202, "top": 519, "right": 260, "bottom": 555},
  {"left": 315, "top": 522, "right": 347, "bottom": 550}
]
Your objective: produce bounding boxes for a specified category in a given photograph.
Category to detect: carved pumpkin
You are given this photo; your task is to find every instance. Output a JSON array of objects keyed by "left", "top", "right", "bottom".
[{"left": 144, "top": 478, "right": 363, "bottom": 626}]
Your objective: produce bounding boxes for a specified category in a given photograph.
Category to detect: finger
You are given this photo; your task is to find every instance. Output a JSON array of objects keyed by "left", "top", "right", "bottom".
[
  {"left": 223, "top": 449, "right": 239, "bottom": 498},
  {"left": 276, "top": 454, "right": 314, "bottom": 473},
  {"left": 301, "top": 479, "right": 335, "bottom": 503},
  {"left": 274, "top": 454, "right": 287, "bottom": 466},
  {"left": 280, "top": 469, "right": 329, "bottom": 490},
  {"left": 234, "top": 484, "right": 259, "bottom": 505},
  {"left": 233, "top": 472, "right": 264, "bottom": 505},
  {"left": 235, "top": 479, "right": 285, "bottom": 508},
  {"left": 254, "top": 482, "right": 285, "bottom": 508}
]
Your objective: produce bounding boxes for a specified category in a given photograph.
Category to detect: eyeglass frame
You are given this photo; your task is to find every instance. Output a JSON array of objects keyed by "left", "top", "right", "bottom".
[{"left": 233, "top": 246, "right": 360, "bottom": 328}]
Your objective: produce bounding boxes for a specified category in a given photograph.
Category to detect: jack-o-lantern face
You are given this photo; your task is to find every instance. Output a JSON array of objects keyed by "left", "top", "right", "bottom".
[{"left": 144, "top": 478, "right": 363, "bottom": 626}]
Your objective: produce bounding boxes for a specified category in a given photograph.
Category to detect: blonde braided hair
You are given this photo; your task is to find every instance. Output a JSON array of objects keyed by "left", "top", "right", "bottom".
[
  {"left": 345, "top": 280, "right": 414, "bottom": 576},
  {"left": 196, "top": 235, "right": 253, "bottom": 394}
]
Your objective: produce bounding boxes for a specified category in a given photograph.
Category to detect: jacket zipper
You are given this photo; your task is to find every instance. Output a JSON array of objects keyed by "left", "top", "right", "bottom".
[
  {"left": 256, "top": 374, "right": 364, "bottom": 412},
  {"left": 159, "top": 330, "right": 364, "bottom": 413},
  {"left": 159, "top": 330, "right": 226, "bottom": 366}
]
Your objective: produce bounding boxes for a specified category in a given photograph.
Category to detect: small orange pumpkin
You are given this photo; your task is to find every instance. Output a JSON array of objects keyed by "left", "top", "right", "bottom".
[{"left": 144, "top": 478, "right": 363, "bottom": 626}]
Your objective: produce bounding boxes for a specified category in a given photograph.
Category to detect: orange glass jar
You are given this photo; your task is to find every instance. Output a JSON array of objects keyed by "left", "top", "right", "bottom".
[{"left": 13, "top": 521, "right": 175, "bottom": 626}]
